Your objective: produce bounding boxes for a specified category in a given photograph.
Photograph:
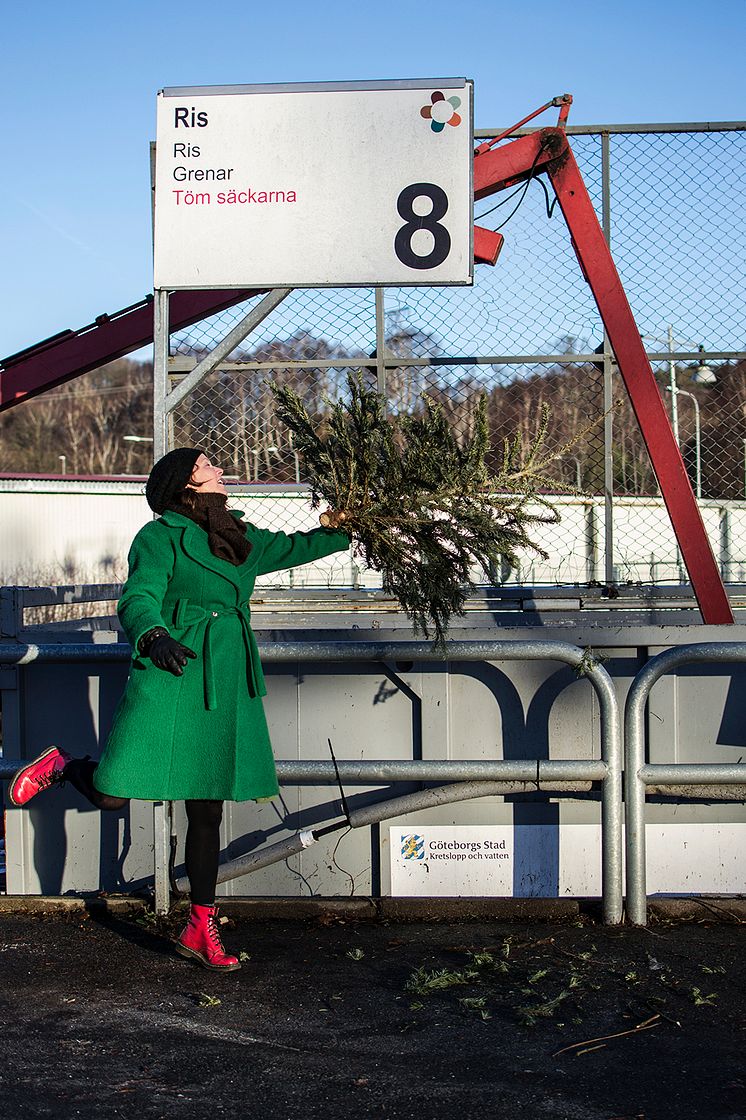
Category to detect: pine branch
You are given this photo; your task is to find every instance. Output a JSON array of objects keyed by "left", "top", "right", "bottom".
[{"left": 271, "top": 374, "right": 562, "bottom": 646}]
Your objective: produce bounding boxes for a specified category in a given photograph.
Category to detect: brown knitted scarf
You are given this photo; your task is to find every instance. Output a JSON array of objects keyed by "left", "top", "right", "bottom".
[{"left": 169, "top": 492, "right": 252, "bottom": 566}]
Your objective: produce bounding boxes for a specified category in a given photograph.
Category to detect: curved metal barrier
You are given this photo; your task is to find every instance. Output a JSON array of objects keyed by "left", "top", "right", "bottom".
[
  {"left": 625, "top": 641, "right": 746, "bottom": 926},
  {"left": 0, "top": 639, "right": 623, "bottom": 923}
]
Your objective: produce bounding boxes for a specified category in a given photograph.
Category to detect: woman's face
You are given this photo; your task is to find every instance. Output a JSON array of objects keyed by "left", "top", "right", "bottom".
[{"left": 187, "top": 453, "right": 226, "bottom": 495}]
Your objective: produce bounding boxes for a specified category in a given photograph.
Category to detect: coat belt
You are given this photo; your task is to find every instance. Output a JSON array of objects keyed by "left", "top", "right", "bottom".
[{"left": 171, "top": 600, "right": 266, "bottom": 711}]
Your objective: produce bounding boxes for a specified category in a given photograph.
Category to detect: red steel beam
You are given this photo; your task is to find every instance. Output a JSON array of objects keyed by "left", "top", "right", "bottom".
[
  {"left": 474, "top": 226, "right": 504, "bottom": 265},
  {"left": 0, "top": 289, "right": 263, "bottom": 412},
  {"left": 538, "top": 129, "right": 733, "bottom": 623},
  {"left": 474, "top": 130, "right": 557, "bottom": 199}
]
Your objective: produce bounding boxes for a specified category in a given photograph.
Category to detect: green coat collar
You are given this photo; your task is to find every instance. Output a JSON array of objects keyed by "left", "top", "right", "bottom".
[{"left": 158, "top": 508, "right": 255, "bottom": 589}]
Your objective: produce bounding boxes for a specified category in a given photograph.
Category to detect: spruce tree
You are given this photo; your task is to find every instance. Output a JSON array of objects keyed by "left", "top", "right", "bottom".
[{"left": 272, "top": 374, "right": 563, "bottom": 645}]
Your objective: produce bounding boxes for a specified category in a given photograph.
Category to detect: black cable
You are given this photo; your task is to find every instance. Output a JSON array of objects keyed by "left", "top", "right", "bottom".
[
  {"left": 474, "top": 181, "right": 527, "bottom": 222},
  {"left": 328, "top": 737, "right": 351, "bottom": 823},
  {"left": 492, "top": 176, "right": 535, "bottom": 232},
  {"left": 474, "top": 141, "right": 558, "bottom": 232},
  {"left": 535, "top": 174, "right": 559, "bottom": 220}
]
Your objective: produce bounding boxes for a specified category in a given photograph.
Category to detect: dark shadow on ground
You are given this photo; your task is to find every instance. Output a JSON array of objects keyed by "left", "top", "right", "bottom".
[{"left": 0, "top": 910, "right": 743, "bottom": 1120}]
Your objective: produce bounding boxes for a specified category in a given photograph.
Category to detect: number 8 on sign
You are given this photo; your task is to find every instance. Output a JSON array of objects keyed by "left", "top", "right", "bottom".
[{"left": 394, "top": 183, "right": 452, "bottom": 270}]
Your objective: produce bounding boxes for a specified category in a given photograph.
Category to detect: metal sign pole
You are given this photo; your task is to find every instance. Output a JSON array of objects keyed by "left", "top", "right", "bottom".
[
  {"left": 152, "top": 289, "right": 173, "bottom": 909},
  {"left": 153, "top": 289, "right": 170, "bottom": 461}
]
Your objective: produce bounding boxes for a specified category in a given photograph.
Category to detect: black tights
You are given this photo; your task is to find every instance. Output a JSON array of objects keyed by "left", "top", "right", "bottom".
[
  {"left": 65, "top": 758, "right": 223, "bottom": 907},
  {"left": 183, "top": 799, "right": 224, "bottom": 906}
]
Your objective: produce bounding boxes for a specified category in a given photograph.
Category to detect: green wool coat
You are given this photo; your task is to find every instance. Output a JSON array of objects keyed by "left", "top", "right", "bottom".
[{"left": 93, "top": 510, "right": 350, "bottom": 801}]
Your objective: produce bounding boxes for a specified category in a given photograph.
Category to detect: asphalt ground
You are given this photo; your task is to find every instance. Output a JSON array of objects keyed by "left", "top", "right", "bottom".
[{"left": 0, "top": 903, "right": 744, "bottom": 1120}]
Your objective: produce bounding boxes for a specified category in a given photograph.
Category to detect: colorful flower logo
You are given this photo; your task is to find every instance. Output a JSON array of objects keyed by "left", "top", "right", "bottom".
[{"left": 420, "top": 91, "right": 462, "bottom": 133}]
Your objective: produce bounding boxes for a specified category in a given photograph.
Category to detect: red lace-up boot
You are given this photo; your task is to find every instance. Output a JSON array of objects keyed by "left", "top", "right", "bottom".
[
  {"left": 8, "top": 746, "right": 72, "bottom": 807},
  {"left": 175, "top": 904, "right": 241, "bottom": 971}
]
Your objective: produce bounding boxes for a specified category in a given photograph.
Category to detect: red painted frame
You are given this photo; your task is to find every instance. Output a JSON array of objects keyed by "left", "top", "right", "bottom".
[
  {"left": 474, "top": 126, "right": 732, "bottom": 623},
  {"left": 0, "top": 290, "right": 264, "bottom": 411}
]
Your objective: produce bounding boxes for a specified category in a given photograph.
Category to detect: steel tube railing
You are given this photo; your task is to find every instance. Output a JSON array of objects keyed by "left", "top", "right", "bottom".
[
  {"left": 0, "top": 639, "right": 622, "bottom": 922},
  {"left": 0, "top": 758, "right": 606, "bottom": 783},
  {"left": 273, "top": 639, "right": 623, "bottom": 927},
  {"left": 346, "top": 779, "right": 546, "bottom": 828},
  {"left": 624, "top": 642, "right": 746, "bottom": 926},
  {"left": 639, "top": 763, "right": 746, "bottom": 784},
  {"left": 275, "top": 760, "right": 608, "bottom": 782},
  {"left": 176, "top": 774, "right": 599, "bottom": 893},
  {"left": 0, "top": 643, "right": 131, "bottom": 664}
]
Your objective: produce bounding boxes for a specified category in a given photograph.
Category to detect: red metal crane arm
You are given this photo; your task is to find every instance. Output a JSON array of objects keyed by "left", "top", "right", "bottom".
[
  {"left": 472, "top": 126, "right": 733, "bottom": 624},
  {"left": 0, "top": 289, "right": 263, "bottom": 412}
]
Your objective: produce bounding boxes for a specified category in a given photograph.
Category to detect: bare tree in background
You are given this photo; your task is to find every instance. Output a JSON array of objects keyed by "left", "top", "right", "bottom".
[{"left": 0, "top": 359, "right": 153, "bottom": 475}]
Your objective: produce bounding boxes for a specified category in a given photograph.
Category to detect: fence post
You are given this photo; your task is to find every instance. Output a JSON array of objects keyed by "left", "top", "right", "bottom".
[{"left": 153, "top": 801, "right": 172, "bottom": 915}]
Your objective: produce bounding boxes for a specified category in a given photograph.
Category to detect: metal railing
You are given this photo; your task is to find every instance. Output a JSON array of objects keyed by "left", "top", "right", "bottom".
[
  {"left": 624, "top": 642, "right": 746, "bottom": 925},
  {"left": 0, "top": 639, "right": 623, "bottom": 923},
  {"left": 6, "top": 633, "right": 746, "bottom": 923}
]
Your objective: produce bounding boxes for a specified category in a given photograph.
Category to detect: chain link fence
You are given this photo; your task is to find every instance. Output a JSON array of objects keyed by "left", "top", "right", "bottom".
[{"left": 166, "top": 124, "right": 746, "bottom": 591}]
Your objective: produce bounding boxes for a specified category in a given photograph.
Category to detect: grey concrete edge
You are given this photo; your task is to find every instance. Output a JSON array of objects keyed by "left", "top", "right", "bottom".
[
  {"left": 0, "top": 894, "right": 743, "bottom": 923},
  {"left": 0, "top": 894, "right": 580, "bottom": 921}
]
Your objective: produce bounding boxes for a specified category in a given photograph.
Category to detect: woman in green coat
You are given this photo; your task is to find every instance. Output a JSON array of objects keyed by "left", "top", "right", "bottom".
[{"left": 10, "top": 447, "right": 350, "bottom": 971}]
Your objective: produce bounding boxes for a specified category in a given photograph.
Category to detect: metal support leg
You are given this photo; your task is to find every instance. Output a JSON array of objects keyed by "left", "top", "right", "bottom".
[
  {"left": 153, "top": 289, "right": 170, "bottom": 461},
  {"left": 375, "top": 287, "right": 387, "bottom": 398},
  {"left": 153, "top": 800, "right": 172, "bottom": 914}
]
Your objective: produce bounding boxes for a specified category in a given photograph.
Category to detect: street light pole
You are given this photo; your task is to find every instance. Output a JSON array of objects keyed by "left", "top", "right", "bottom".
[
  {"left": 667, "top": 386, "right": 701, "bottom": 498},
  {"left": 570, "top": 455, "right": 582, "bottom": 489},
  {"left": 641, "top": 325, "right": 716, "bottom": 579},
  {"left": 667, "top": 324, "right": 679, "bottom": 446}
]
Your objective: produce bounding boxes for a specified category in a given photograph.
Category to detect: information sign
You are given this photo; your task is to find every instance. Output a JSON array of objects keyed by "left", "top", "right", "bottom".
[
  {"left": 390, "top": 826, "right": 513, "bottom": 897},
  {"left": 154, "top": 79, "right": 473, "bottom": 289},
  {"left": 389, "top": 823, "right": 746, "bottom": 897}
]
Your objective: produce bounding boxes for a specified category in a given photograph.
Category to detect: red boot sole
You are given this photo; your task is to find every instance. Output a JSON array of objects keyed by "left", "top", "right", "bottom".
[{"left": 174, "top": 941, "right": 241, "bottom": 972}]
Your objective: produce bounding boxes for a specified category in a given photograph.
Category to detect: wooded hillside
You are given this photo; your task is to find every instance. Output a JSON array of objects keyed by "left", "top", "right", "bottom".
[{"left": 1, "top": 340, "right": 743, "bottom": 500}]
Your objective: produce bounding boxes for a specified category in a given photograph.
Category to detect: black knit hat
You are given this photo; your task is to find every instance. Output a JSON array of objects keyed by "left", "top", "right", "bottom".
[{"left": 145, "top": 447, "right": 202, "bottom": 513}]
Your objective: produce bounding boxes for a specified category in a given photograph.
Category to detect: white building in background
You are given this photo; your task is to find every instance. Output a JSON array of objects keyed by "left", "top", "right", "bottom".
[
  {"left": 0, "top": 475, "right": 361, "bottom": 589},
  {"left": 1, "top": 475, "right": 745, "bottom": 588}
]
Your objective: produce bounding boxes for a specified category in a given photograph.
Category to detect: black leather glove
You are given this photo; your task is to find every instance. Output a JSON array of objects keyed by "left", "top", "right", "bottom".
[{"left": 148, "top": 633, "right": 197, "bottom": 676}]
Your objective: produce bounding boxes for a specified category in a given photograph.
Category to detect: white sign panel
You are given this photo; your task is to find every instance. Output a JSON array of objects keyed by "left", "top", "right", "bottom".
[
  {"left": 154, "top": 79, "right": 473, "bottom": 289},
  {"left": 390, "top": 826, "right": 513, "bottom": 896},
  {"left": 559, "top": 824, "right": 746, "bottom": 897},
  {"left": 390, "top": 824, "right": 746, "bottom": 898}
]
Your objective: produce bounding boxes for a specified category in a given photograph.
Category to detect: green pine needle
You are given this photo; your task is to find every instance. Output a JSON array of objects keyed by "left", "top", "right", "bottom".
[{"left": 271, "top": 373, "right": 560, "bottom": 645}]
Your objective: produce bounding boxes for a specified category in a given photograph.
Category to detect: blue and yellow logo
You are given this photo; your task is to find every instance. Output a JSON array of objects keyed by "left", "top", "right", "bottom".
[{"left": 401, "top": 834, "right": 425, "bottom": 860}]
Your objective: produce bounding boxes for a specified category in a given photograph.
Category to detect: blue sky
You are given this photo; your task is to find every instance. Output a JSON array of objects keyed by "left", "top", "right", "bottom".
[{"left": 1, "top": 0, "right": 744, "bottom": 359}]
